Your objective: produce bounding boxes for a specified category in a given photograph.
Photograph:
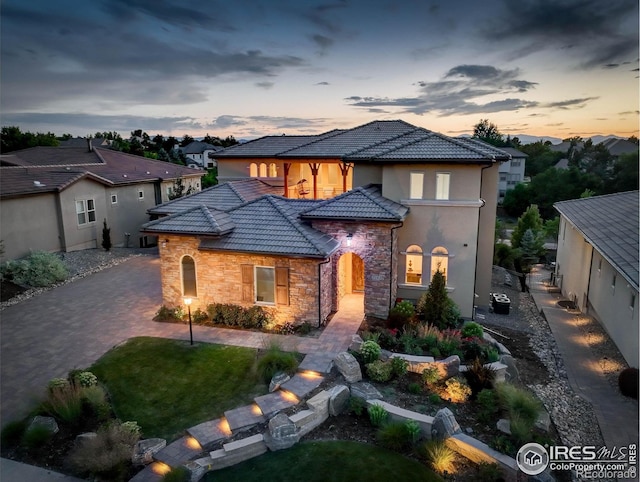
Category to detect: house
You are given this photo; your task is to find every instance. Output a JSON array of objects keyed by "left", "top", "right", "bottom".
[
  {"left": 142, "top": 120, "right": 509, "bottom": 325},
  {"left": 599, "top": 138, "right": 638, "bottom": 159},
  {"left": 0, "top": 145, "right": 203, "bottom": 260},
  {"left": 495, "top": 147, "right": 527, "bottom": 203},
  {"left": 181, "top": 141, "right": 222, "bottom": 169},
  {"left": 554, "top": 191, "right": 639, "bottom": 366}
]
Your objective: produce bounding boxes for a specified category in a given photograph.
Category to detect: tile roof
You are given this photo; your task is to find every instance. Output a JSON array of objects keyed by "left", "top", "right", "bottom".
[
  {"left": 0, "top": 146, "right": 201, "bottom": 197},
  {"left": 554, "top": 191, "right": 639, "bottom": 289},
  {"left": 214, "top": 120, "right": 508, "bottom": 163},
  {"left": 499, "top": 147, "right": 528, "bottom": 158},
  {"left": 142, "top": 205, "right": 234, "bottom": 236},
  {"left": 197, "top": 196, "right": 339, "bottom": 258},
  {"left": 300, "top": 185, "right": 408, "bottom": 221},
  {"left": 182, "top": 141, "right": 222, "bottom": 154},
  {"left": 148, "top": 179, "right": 282, "bottom": 215}
]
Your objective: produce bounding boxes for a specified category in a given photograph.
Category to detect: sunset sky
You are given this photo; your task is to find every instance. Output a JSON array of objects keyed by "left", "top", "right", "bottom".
[{"left": 1, "top": 0, "right": 638, "bottom": 141}]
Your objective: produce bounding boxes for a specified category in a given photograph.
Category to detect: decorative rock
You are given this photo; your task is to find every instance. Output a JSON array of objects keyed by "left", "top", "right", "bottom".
[
  {"left": 264, "top": 413, "right": 299, "bottom": 451},
  {"left": 349, "top": 382, "right": 383, "bottom": 401},
  {"left": 328, "top": 385, "right": 350, "bottom": 416},
  {"left": 269, "top": 372, "right": 290, "bottom": 392},
  {"left": 465, "top": 427, "right": 474, "bottom": 434},
  {"left": 535, "top": 410, "right": 551, "bottom": 432},
  {"left": 333, "top": 352, "right": 362, "bottom": 383},
  {"left": 29, "top": 416, "right": 58, "bottom": 436},
  {"left": 499, "top": 354, "right": 520, "bottom": 384},
  {"left": 496, "top": 418, "right": 511, "bottom": 435},
  {"left": 379, "top": 349, "right": 393, "bottom": 361},
  {"left": 132, "top": 438, "right": 167, "bottom": 465},
  {"left": 431, "top": 408, "right": 461, "bottom": 440},
  {"left": 75, "top": 432, "right": 97, "bottom": 446},
  {"left": 349, "top": 334, "right": 364, "bottom": 352}
]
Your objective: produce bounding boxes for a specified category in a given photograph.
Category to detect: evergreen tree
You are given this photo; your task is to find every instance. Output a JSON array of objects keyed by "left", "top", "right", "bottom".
[
  {"left": 417, "top": 269, "right": 460, "bottom": 329},
  {"left": 511, "top": 205, "right": 544, "bottom": 249},
  {"left": 101, "top": 219, "right": 112, "bottom": 251}
]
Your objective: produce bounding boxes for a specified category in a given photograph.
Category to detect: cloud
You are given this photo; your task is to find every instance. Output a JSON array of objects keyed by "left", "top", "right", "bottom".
[
  {"left": 543, "top": 97, "right": 598, "bottom": 109},
  {"left": 315, "top": 81, "right": 330, "bottom": 85},
  {"left": 255, "top": 81, "right": 275, "bottom": 89},
  {"left": 311, "top": 34, "right": 334, "bottom": 55},
  {"left": 485, "top": 0, "right": 639, "bottom": 69}
]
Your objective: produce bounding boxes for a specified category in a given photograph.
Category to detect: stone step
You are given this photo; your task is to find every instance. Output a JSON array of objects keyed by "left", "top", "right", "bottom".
[
  {"left": 280, "top": 372, "right": 324, "bottom": 399},
  {"left": 224, "top": 403, "right": 267, "bottom": 433},
  {"left": 298, "top": 353, "right": 335, "bottom": 374},
  {"left": 186, "top": 417, "right": 232, "bottom": 449},
  {"left": 152, "top": 435, "right": 203, "bottom": 467},
  {"left": 254, "top": 390, "right": 299, "bottom": 417}
]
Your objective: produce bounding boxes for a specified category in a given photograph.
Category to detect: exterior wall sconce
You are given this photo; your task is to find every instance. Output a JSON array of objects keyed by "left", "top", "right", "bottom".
[
  {"left": 346, "top": 233, "right": 353, "bottom": 247},
  {"left": 161, "top": 239, "right": 169, "bottom": 248}
]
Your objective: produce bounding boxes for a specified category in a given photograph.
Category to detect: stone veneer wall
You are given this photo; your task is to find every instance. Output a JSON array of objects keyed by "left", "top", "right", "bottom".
[
  {"left": 311, "top": 220, "right": 401, "bottom": 319},
  {"left": 159, "top": 235, "right": 331, "bottom": 326}
]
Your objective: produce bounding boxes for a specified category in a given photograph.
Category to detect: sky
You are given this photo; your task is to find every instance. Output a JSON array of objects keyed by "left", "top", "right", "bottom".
[{"left": 1, "top": 0, "right": 638, "bottom": 141}]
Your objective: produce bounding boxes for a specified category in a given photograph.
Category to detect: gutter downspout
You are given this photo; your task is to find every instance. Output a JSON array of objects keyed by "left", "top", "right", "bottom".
[
  {"left": 389, "top": 222, "right": 403, "bottom": 310},
  {"left": 585, "top": 245, "right": 594, "bottom": 313},
  {"left": 472, "top": 161, "right": 493, "bottom": 320},
  {"left": 318, "top": 257, "right": 331, "bottom": 327}
]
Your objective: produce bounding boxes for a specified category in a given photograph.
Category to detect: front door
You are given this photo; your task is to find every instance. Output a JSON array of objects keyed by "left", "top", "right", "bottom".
[{"left": 352, "top": 255, "right": 364, "bottom": 292}]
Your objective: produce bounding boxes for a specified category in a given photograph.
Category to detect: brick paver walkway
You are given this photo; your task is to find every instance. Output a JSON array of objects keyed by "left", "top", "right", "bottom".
[{"left": 0, "top": 255, "right": 364, "bottom": 426}]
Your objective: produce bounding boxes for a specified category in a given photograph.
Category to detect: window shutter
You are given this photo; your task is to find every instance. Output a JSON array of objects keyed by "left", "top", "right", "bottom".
[
  {"left": 275, "top": 267, "right": 289, "bottom": 306},
  {"left": 241, "top": 265, "right": 254, "bottom": 302}
]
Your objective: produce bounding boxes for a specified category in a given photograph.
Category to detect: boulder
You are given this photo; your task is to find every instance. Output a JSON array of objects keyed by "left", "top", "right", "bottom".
[
  {"left": 29, "top": 416, "right": 58, "bottom": 436},
  {"left": 333, "top": 352, "right": 362, "bottom": 383},
  {"left": 350, "top": 382, "right": 383, "bottom": 401},
  {"left": 328, "top": 385, "right": 350, "bottom": 416},
  {"left": 349, "top": 334, "right": 364, "bottom": 352},
  {"left": 535, "top": 410, "right": 551, "bottom": 432},
  {"left": 132, "top": 438, "right": 167, "bottom": 465},
  {"left": 499, "top": 354, "right": 520, "bottom": 384},
  {"left": 496, "top": 418, "right": 511, "bottom": 435},
  {"left": 431, "top": 408, "right": 461, "bottom": 440},
  {"left": 269, "top": 372, "right": 290, "bottom": 392},
  {"left": 264, "top": 413, "right": 299, "bottom": 451}
]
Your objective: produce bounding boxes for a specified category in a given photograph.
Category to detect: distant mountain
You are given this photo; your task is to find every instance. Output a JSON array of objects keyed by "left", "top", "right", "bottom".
[{"left": 457, "top": 133, "right": 626, "bottom": 146}]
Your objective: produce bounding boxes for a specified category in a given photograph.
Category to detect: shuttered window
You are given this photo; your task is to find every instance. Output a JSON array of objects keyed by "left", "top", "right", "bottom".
[
  {"left": 242, "top": 265, "right": 289, "bottom": 305},
  {"left": 241, "top": 265, "right": 254, "bottom": 302},
  {"left": 275, "top": 267, "right": 289, "bottom": 305}
]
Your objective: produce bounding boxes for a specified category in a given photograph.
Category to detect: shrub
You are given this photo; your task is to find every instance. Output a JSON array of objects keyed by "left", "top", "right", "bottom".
[
  {"left": 0, "top": 251, "right": 68, "bottom": 287},
  {"left": 407, "top": 382, "right": 422, "bottom": 394},
  {"left": 495, "top": 383, "right": 541, "bottom": 424},
  {"left": 205, "top": 303, "right": 272, "bottom": 329},
  {"left": 71, "top": 370, "right": 98, "bottom": 388},
  {"left": 162, "top": 466, "right": 191, "bottom": 482},
  {"left": 475, "top": 462, "right": 506, "bottom": 482},
  {"left": 66, "top": 421, "right": 140, "bottom": 479},
  {"left": 476, "top": 389, "right": 499, "bottom": 424},
  {"left": 463, "top": 358, "right": 497, "bottom": 398},
  {"left": 295, "top": 321, "right": 313, "bottom": 335},
  {"left": 367, "top": 403, "right": 389, "bottom": 427},
  {"left": 405, "top": 419, "right": 421, "bottom": 444},
  {"left": 361, "top": 331, "right": 381, "bottom": 343},
  {"left": 484, "top": 346, "right": 500, "bottom": 363},
  {"left": 22, "top": 424, "right": 53, "bottom": 449},
  {"left": 490, "top": 434, "right": 515, "bottom": 456},
  {"left": 437, "top": 336, "right": 462, "bottom": 358},
  {"left": 256, "top": 346, "right": 299, "bottom": 384},
  {"left": 43, "top": 384, "right": 84, "bottom": 425},
  {"left": 121, "top": 420, "right": 142, "bottom": 435},
  {"left": 509, "top": 413, "right": 534, "bottom": 445},
  {"left": 192, "top": 308, "right": 208, "bottom": 324},
  {"left": 376, "top": 329, "right": 398, "bottom": 351},
  {"left": 243, "top": 305, "right": 272, "bottom": 329},
  {"left": 441, "top": 377, "right": 471, "bottom": 403},
  {"left": 388, "top": 300, "right": 415, "bottom": 329},
  {"left": 461, "top": 337, "right": 485, "bottom": 362},
  {"left": 421, "top": 366, "right": 441, "bottom": 387},
  {"left": 420, "top": 334, "right": 439, "bottom": 352},
  {"left": 360, "top": 340, "right": 381, "bottom": 363},
  {"left": 428, "top": 393, "right": 442, "bottom": 404},
  {"left": 618, "top": 367, "right": 638, "bottom": 399},
  {"left": 1, "top": 419, "right": 27, "bottom": 448},
  {"left": 48, "top": 377, "right": 70, "bottom": 392},
  {"left": 461, "top": 322, "right": 484, "bottom": 339},
  {"left": 377, "top": 421, "right": 413, "bottom": 452},
  {"left": 366, "top": 360, "right": 393, "bottom": 383},
  {"left": 154, "top": 305, "right": 182, "bottom": 322},
  {"left": 348, "top": 396, "right": 366, "bottom": 416},
  {"left": 82, "top": 385, "right": 111, "bottom": 421},
  {"left": 390, "top": 356, "right": 408, "bottom": 379},
  {"left": 399, "top": 332, "right": 422, "bottom": 355},
  {"left": 422, "top": 440, "right": 456, "bottom": 474}
]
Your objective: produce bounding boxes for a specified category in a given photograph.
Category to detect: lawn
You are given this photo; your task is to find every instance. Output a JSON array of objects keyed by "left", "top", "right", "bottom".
[
  {"left": 89, "top": 337, "right": 267, "bottom": 440},
  {"left": 206, "top": 440, "right": 443, "bottom": 482}
]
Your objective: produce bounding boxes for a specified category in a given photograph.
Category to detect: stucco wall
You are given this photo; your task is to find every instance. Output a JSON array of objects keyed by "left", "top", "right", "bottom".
[
  {"left": 475, "top": 163, "right": 499, "bottom": 313},
  {"left": 58, "top": 179, "right": 108, "bottom": 252},
  {"left": 158, "top": 235, "right": 328, "bottom": 326},
  {"left": 106, "top": 184, "right": 158, "bottom": 248},
  {"left": 0, "top": 194, "right": 62, "bottom": 260}
]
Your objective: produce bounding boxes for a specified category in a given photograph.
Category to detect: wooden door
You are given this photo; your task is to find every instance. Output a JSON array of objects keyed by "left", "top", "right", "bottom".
[{"left": 352, "top": 255, "right": 364, "bottom": 292}]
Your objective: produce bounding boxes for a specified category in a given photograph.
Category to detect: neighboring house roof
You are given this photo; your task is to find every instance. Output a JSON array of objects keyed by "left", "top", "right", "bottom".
[
  {"left": 215, "top": 120, "right": 509, "bottom": 163},
  {"left": 300, "top": 185, "right": 408, "bottom": 221},
  {"left": 148, "top": 179, "right": 282, "bottom": 215},
  {"left": 549, "top": 140, "right": 584, "bottom": 153},
  {"left": 142, "top": 205, "right": 235, "bottom": 236},
  {"left": 499, "top": 147, "right": 528, "bottom": 158},
  {"left": 554, "top": 191, "right": 639, "bottom": 290},
  {"left": 58, "top": 138, "right": 111, "bottom": 148},
  {"left": 599, "top": 138, "right": 639, "bottom": 157},
  {"left": 182, "top": 141, "right": 222, "bottom": 155},
  {"left": 0, "top": 147, "right": 201, "bottom": 198},
  {"left": 554, "top": 159, "right": 570, "bottom": 170}
]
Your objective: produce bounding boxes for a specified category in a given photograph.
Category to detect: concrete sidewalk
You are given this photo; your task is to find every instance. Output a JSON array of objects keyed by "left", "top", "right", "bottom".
[{"left": 528, "top": 265, "right": 639, "bottom": 450}]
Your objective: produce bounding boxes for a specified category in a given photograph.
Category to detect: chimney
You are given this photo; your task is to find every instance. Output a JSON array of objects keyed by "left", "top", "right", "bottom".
[{"left": 87, "top": 138, "right": 93, "bottom": 152}]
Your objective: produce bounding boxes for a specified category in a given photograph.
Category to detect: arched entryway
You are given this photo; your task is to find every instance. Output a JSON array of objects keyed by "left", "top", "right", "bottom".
[{"left": 337, "top": 252, "right": 365, "bottom": 312}]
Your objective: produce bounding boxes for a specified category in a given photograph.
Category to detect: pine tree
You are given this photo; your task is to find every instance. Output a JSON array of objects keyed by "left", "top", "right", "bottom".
[
  {"left": 101, "top": 219, "right": 112, "bottom": 251},
  {"left": 417, "top": 269, "right": 459, "bottom": 329}
]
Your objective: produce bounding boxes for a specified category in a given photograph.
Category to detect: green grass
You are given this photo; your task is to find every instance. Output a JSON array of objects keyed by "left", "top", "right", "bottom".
[
  {"left": 89, "top": 337, "right": 267, "bottom": 440},
  {"left": 205, "top": 441, "right": 443, "bottom": 482}
]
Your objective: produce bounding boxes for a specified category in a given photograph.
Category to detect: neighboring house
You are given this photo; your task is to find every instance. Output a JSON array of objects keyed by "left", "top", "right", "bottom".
[
  {"left": 181, "top": 141, "right": 222, "bottom": 169},
  {"left": 599, "top": 138, "right": 639, "bottom": 159},
  {"left": 495, "top": 147, "right": 527, "bottom": 203},
  {"left": 142, "top": 120, "right": 508, "bottom": 325},
  {"left": 0, "top": 145, "right": 202, "bottom": 260},
  {"left": 554, "top": 191, "right": 639, "bottom": 366}
]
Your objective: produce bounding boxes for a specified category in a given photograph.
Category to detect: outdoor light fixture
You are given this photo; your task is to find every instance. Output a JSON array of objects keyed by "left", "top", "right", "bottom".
[
  {"left": 161, "top": 238, "right": 169, "bottom": 248},
  {"left": 184, "top": 297, "right": 193, "bottom": 345},
  {"left": 346, "top": 233, "right": 353, "bottom": 247}
]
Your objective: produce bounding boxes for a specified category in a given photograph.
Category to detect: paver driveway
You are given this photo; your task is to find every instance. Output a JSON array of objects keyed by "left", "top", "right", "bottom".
[{"left": 0, "top": 256, "right": 177, "bottom": 425}]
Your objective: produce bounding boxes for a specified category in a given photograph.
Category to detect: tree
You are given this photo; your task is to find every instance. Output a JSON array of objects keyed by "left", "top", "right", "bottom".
[
  {"left": 179, "top": 135, "right": 194, "bottom": 147},
  {"left": 201, "top": 168, "right": 218, "bottom": 189},
  {"left": 606, "top": 151, "right": 639, "bottom": 193},
  {"left": 417, "top": 270, "right": 460, "bottom": 329},
  {"left": 157, "top": 148, "right": 171, "bottom": 162},
  {"left": 168, "top": 177, "right": 195, "bottom": 200},
  {"left": 101, "top": 219, "right": 112, "bottom": 251},
  {"left": 502, "top": 183, "right": 532, "bottom": 217},
  {"left": 519, "top": 229, "right": 545, "bottom": 263},
  {"left": 472, "top": 119, "right": 504, "bottom": 146},
  {"left": 511, "top": 205, "right": 544, "bottom": 249},
  {"left": 1, "top": 126, "right": 59, "bottom": 152}
]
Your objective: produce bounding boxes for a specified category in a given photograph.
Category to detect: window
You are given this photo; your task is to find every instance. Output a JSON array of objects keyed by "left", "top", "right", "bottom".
[
  {"left": 181, "top": 256, "right": 197, "bottom": 297},
  {"left": 269, "top": 163, "right": 277, "bottom": 177},
  {"left": 511, "top": 159, "right": 521, "bottom": 167},
  {"left": 435, "top": 173, "right": 450, "bottom": 200},
  {"left": 409, "top": 172, "right": 424, "bottom": 199},
  {"left": 259, "top": 163, "right": 268, "bottom": 177},
  {"left": 405, "top": 245, "right": 423, "bottom": 284},
  {"left": 499, "top": 173, "right": 507, "bottom": 182},
  {"left": 249, "top": 163, "right": 258, "bottom": 177},
  {"left": 76, "top": 199, "right": 96, "bottom": 225},
  {"left": 431, "top": 246, "right": 448, "bottom": 283},
  {"left": 138, "top": 189, "right": 144, "bottom": 200},
  {"left": 111, "top": 194, "right": 118, "bottom": 204},
  {"left": 241, "top": 265, "right": 289, "bottom": 305},
  {"left": 612, "top": 274, "right": 617, "bottom": 292},
  {"left": 631, "top": 293, "right": 636, "bottom": 312}
]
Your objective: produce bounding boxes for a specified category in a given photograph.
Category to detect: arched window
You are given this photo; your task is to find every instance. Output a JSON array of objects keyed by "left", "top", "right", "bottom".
[
  {"left": 405, "top": 245, "right": 423, "bottom": 284},
  {"left": 268, "top": 163, "right": 277, "bottom": 177},
  {"left": 181, "top": 255, "right": 197, "bottom": 297},
  {"left": 249, "top": 163, "right": 258, "bottom": 177},
  {"left": 259, "top": 163, "right": 268, "bottom": 177},
  {"left": 430, "top": 246, "right": 448, "bottom": 283}
]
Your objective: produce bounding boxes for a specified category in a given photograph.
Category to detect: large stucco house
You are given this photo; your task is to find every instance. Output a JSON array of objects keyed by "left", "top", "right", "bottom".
[
  {"left": 142, "top": 120, "right": 510, "bottom": 325},
  {"left": 554, "top": 191, "right": 639, "bottom": 366},
  {"left": 0, "top": 145, "right": 202, "bottom": 260}
]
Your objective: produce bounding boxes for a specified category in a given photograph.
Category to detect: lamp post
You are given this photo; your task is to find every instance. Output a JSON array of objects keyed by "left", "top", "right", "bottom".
[{"left": 184, "top": 297, "right": 193, "bottom": 346}]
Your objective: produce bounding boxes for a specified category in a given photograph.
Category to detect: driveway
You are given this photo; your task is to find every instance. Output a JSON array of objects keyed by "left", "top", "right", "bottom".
[{"left": 0, "top": 255, "right": 185, "bottom": 425}]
